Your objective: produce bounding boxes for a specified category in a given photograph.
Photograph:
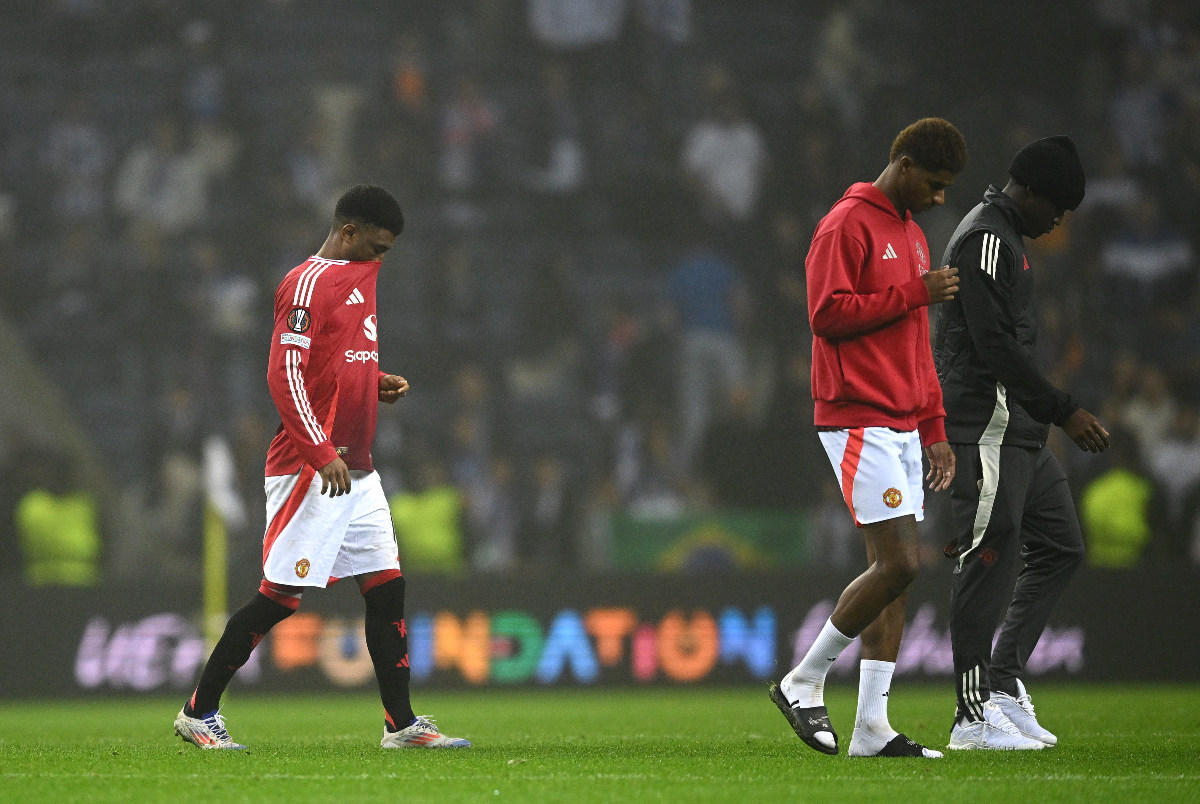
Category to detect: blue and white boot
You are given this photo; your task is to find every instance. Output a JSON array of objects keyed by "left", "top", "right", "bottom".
[
  {"left": 381, "top": 716, "right": 472, "bottom": 749},
  {"left": 174, "top": 707, "right": 247, "bottom": 750}
]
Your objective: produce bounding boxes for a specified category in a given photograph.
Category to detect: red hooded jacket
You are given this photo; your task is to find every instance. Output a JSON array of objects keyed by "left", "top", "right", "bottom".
[{"left": 806, "top": 182, "right": 947, "bottom": 446}]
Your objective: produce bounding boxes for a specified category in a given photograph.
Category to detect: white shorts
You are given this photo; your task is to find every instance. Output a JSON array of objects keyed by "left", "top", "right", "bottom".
[
  {"left": 262, "top": 468, "right": 401, "bottom": 587},
  {"left": 818, "top": 427, "right": 924, "bottom": 527}
]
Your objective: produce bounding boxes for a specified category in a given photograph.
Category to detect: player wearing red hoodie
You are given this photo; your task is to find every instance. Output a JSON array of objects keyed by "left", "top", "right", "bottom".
[{"left": 770, "top": 119, "right": 967, "bottom": 758}]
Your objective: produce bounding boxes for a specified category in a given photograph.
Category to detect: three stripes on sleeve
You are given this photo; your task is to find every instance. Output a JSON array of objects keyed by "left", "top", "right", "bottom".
[
  {"left": 285, "top": 259, "right": 338, "bottom": 446},
  {"left": 980, "top": 233, "right": 1003, "bottom": 280}
]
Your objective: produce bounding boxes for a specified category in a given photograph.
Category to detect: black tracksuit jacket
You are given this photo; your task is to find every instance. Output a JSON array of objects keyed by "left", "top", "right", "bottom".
[{"left": 933, "top": 186, "right": 1079, "bottom": 448}]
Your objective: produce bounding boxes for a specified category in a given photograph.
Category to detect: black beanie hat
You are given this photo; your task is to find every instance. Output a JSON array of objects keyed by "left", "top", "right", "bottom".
[{"left": 1008, "top": 135, "right": 1086, "bottom": 211}]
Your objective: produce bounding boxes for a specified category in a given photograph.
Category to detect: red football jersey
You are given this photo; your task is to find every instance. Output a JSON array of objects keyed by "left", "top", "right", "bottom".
[{"left": 265, "top": 256, "right": 387, "bottom": 476}]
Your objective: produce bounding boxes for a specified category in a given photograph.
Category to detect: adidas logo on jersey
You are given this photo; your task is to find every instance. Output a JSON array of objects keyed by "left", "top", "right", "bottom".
[
  {"left": 346, "top": 288, "right": 365, "bottom": 305},
  {"left": 882, "top": 243, "right": 898, "bottom": 260}
]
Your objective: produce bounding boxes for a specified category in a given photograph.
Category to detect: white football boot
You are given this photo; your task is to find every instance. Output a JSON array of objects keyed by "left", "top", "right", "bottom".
[
  {"left": 174, "top": 707, "right": 247, "bottom": 750},
  {"left": 992, "top": 679, "right": 1057, "bottom": 746},
  {"left": 947, "top": 699, "right": 1045, "bottom": 750},
  {"left": 380, "top": 716, "right": 472, "bottom": 749}
]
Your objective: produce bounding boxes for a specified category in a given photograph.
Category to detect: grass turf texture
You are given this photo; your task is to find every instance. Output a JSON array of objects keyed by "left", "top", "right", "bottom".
[{"left": 1, "top": 685, "right": 1197, "bottom": 803}]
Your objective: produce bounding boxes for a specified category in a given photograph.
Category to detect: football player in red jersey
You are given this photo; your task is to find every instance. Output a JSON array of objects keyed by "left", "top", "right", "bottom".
[
  {"left": 174, "top": 185, "right": 470, "bottom": 750},
  {"left": 768, "top": 120, "right": 966, "bottom": 758}
]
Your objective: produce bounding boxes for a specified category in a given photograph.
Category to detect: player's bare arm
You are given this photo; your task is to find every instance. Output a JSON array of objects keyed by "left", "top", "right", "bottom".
[
  {"left": 318, "top": 456, "right": 351, "bottom": 497},
  {"left": 379, "top": 374, "right": 409, "bottom": 404},
  {"left": 923, "top": 266, "right": 959, "bottom": 304},
  {"left": 1061, "top": 408, "right": 1110, "bottom": 453},
  {"left": 925, "top": 441, "right": 955, "bottom": 491}
]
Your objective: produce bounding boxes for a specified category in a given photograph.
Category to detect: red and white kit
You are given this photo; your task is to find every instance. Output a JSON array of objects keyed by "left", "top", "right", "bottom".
[
  {"left": 262, "top": 256, "right": 400, "bottom": 587},
  {"left": 819, "top": 428, "right": 924, "bottom": 526},
  {"left": 806, "top": 183, "right": 946, "bottom": 525}
]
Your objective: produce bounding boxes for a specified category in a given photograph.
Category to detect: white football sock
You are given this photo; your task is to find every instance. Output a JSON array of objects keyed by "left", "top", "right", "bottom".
[
  {"left": 855, "top": 659, "right": 899, "bottom": 741},
  {"left": 781, "top": 618, "right": 853, "bottom": 708}
]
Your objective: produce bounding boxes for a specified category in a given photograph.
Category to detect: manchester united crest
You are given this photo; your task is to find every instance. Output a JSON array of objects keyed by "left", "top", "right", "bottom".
[
  {"left": 294, "top": 558, "right": 311, "bottom": 578},
  {"left": 883, "top": 488, "right": 903, "bottom": 508},
  {"left": 287, "top": 308, "right": 311, "bottom": 333}
]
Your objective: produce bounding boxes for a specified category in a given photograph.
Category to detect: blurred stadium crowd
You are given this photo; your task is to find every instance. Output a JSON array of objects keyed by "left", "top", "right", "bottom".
[{"left": 1, "top": 0, "right": 1199, "bottom": 587}]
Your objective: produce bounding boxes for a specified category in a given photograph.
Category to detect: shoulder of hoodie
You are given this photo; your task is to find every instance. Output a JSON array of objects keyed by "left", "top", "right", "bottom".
[{"left": 811, "top": 187, "right": 895, "bottom": 249}]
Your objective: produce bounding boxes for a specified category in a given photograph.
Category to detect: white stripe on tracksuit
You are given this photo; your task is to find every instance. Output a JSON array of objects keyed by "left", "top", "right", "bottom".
[
  {"left": 981, "top": 233, "right": 1002, "bottom": 280},
  {"left": 962, "top": 666, "right": 985, "bottom": 721},
  {"left": 958, "top": 382, "right": 1010, "bottom": 569}
]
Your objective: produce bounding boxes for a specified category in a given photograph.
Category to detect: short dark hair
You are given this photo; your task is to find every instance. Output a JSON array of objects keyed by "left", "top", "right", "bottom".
[
  {"left": 889, "top": 118, "right": 968, "bottom": 175},
  {"left": 334, "top": 184, "right": 404, "bottom": 237}
]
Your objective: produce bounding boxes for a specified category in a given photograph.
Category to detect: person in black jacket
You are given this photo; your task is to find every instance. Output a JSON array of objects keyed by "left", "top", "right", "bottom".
[{"left": 933, "top": 136, "right": 1110, "bottom": 751}]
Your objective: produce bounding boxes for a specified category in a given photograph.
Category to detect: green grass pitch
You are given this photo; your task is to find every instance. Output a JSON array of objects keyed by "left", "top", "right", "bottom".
[{"left": 1, "top": 685, "right": 1197, "bottom": 803}]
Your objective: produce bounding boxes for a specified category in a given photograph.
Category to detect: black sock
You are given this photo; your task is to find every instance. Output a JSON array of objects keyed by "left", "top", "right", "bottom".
[
  {"left": 186, "top": 592, "right": 295, "bottom": 716},
  {"left": 363, "top": 576, "right": 415, "bottom": 731}
]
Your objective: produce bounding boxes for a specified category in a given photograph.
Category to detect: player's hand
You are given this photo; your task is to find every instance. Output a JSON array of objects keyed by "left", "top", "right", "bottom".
[
  {"left": 379, "top": 374, "right": 409, "bottom": 404},
  {"left": 923, "top": 266, "right": 959, "bottom": 304},
  {"left": 318, "top": 457, "right": 351, "bottom": 497},
  {"left": 1062, "top": 408, "right": 1110, "bottom": 453},
  {"left": 925, "top": 441, "right": 955, "bottom": 491}
]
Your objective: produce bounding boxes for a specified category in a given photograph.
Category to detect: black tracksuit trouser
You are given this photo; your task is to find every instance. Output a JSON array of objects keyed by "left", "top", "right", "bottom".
[{"left": 947, "top": 443, "right": 1085, "bottom": 722}]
